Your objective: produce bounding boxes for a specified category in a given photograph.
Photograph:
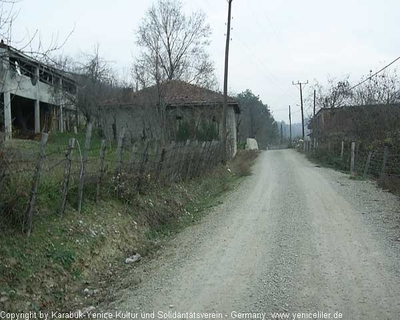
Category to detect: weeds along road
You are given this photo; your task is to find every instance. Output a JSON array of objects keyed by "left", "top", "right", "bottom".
[{"left": 106, "top": 150, "right": 400, "bottom": 319}]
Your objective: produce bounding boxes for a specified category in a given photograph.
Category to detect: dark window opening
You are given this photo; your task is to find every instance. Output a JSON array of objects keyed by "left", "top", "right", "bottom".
[
  {"left": 11, "top": 95, "right": 35, "bottom": 136},
  {"left": 62, "top": 80, "right": 77, "bottom": 95},
  {"left": 40, "top": 70, "right": 54, "bottom": 85}
]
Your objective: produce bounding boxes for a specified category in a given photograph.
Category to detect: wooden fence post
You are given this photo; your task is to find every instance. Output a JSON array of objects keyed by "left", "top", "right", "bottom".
[
  {"left": 217, "top": 141, "right": 224, "bottom": 163},
  {"left": 167, "top": 141, "right": 178, "bottom": 183},
  {"left": 169, "top": 141, "right": 181, "bottom": 183},
  {"left": 59, "top": 138, "right": 75, "bottom": 216},
  {"left": 24, "top": 133, "right": 48, "bottom": 235},
  {"left": 340, "top": 141, "right": 344, "bottom": 161},
  {"left": 175, "top": 141, "right": 185, "bottom": 181},
  {"left": 196, "top": 141, "right": 206, "bottom": 176},
  {"left": 200, "top": 141, "right": 212, "bottom": 175},
  {"left": 156, "top": 147, "right": 166, "bottom": 182},
  {"left": 194, "top": 142, "right": 207, "bottom": 177},
  {"left": 363, "top": 151, "right": 372, "bottom": 178},
  {"left": 178, "top": 140, "right": 191, "bottom": 180},
  {"left": 206, "top": 141, "right": 217, "bottom": 171},
  {"left": 209, "top": 141, "right": 217, "bottom": 167},
  {"left": 171, "top": 141, "right": 181, "bottom": 181},
  {"left": 350, "top": 141, "right": 356, "bottom": 175},
  {"left": 129, "top": 141, "right": 139, "bottom": 172},
  {"left": 136, "top": 141, "right": 150, "bottom": 191},
  {"left": 186, "top": 140, "right": 198, "bottom": 180},
  {"left": 96, "top": 139, "right": 106, "bottom": 203},
  {"left": 355, "top": 142, "right": 360, "bottom": 166},
  {"left": 115, "top": 127, "right": 126, "bottom": 176},
  {"left": 381, "top": 146, "right": 388, "bottom": 178},
  {"left": 77, "top": 123, "right": 92, "bottom": 214},
  {"left": 114, "top": 128, "right": 126, "bottom": 198},
  {"left": 151, "top": 141, "right": 161, "bottom": 177},
  {"left": 214, "top": 140, "right": 222, "bottom": 166}
]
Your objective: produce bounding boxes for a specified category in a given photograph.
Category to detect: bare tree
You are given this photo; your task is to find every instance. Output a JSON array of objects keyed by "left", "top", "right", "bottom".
[
  {"left": 0, "top": 0, "right": 18, "bottom": 43},
  {"left": 132, "top": 0, "right": 217, "bottom": 145},
  {"left": 309, "top": 76, "right": 353, "bottom": 110},
  {"left": 352, "top": 70, "right": 400, "bottom": 105},
  {"left": 133, "top": 0, "right": 216, "bottom": 89},
  {"left": 49, "top": 45, "right": 122, "bottom": 127},
  {"left": 76, "top": 46, "right": 118, "bottom": 123}
]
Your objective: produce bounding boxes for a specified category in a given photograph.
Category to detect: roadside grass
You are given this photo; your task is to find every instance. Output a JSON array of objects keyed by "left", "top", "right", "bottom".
[
  {"left": 306, "top": 149, "right": 350, "bottom": 173},
  {"left": 377, "top": 175, "right": 400, "bottom": 195},
  {"left": 230, "top": 149, "right": 259, "bottom": 177},
  {"left": 305, "top": 149, "right": 369, "bottom": 183},
  {"left": 306, "top": 149, "right": 400, "bottom": 194},
  {"left": 307, "top": 151, "right": 366, "bottom": 179},
  {"left": 349, "top": 175, "right": 366, "bottom": 181},
  {"left": 0, "top": 148, "right": 258, "bottom": 312},
  {"left": 6, "top": 131, "right": 118, "bottom": 160}
]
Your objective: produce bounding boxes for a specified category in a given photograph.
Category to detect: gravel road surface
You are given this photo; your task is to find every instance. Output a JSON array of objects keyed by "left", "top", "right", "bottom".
[{"left": 105, "top": 150, "right": 400, "bottom": 320}]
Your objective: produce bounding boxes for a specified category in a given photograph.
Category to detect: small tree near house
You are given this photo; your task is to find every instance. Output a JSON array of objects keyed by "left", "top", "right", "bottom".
[
  {"left": 133, "top": 0, "right": 217, "bottom": 145},
  {"left": 47, "top": 45, "right": 126, "bottom": 136}
]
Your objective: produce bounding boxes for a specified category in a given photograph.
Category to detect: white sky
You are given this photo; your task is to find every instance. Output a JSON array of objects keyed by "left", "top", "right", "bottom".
[{"left": 7, "top": 0, "right": 400, "bottom": 123}]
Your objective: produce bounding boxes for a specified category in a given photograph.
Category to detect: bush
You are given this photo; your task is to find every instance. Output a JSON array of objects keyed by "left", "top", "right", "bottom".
[
  {"left": 231, "top": 150, "right": 259, "bottom": 177},
  {"left": 0, "top": 141, "right": 30, "bottom": 231}
]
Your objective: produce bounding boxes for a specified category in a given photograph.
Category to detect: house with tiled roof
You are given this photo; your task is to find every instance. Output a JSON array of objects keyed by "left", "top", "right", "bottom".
[{"left": 99, "top": 80, "right": 240, "bottom": 159}]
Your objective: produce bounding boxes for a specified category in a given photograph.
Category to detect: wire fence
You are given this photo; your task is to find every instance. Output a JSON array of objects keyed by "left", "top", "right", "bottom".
[
  {"left": 0, "top": 124, "right": 225, "bottom": 234},
  {"left": 303, "top": 139, "right": 400, "bottom": 181}
]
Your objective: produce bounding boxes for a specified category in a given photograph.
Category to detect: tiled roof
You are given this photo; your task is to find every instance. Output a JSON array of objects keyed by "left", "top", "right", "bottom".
[
  {"left": 100, "top": 80, "right": 240, "bottom": 114},
  {"left": 157, "top": 80, "right": 237, "bottom": 105}
]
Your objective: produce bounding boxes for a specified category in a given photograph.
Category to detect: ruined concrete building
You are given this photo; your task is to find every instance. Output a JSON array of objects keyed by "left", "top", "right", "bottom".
[{"left": 0, "top": 42, "right": 77, "bottom": 140}]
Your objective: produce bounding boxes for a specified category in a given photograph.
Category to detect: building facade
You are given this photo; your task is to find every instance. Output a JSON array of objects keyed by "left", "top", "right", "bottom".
[
  {"left": 0, "top": 42, "right": 77, "bottom": 139},
  {"left": 99, "top": 81, "right": 240, "bottom": 159},
  {"left": 309, "top": 104, "right": 400, "bottom": 144}
]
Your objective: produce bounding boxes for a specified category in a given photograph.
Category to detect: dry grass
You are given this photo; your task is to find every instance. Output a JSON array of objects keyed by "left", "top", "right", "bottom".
[
  {"left": 230, "top": 149, "right": 260, "bottom": 177},
  {"left": 378, "top": 175, "right": 400, "bottom": 195}
]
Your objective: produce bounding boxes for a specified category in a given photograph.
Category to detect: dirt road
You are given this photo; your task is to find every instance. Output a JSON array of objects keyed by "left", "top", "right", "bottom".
[{"left": 106, "top": 150, "right": 400, "bottom": 319}]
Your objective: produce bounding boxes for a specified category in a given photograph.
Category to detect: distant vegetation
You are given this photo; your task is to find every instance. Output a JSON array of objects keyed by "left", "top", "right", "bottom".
[{"left": 236, "top": 89, "right": 279, "bottom": 149}]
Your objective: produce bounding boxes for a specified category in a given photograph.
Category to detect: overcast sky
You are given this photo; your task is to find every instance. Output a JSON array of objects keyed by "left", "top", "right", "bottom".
[{"left": 8, "top": 0, "right": 400, "bottom": 123}]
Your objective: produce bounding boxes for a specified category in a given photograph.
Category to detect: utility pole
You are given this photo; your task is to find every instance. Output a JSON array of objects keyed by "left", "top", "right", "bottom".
[
  {"left": 289, "top": 105, "right": 292, "bottom": 147},
  {"left": 313, "top": 89, "right": 316, "bottom": 149},
  {"left": 292, "top": 80, "right": 308, "bottom": 148},
  {"left": 221, "top": 0, "right": 233, "bottom": 164}
]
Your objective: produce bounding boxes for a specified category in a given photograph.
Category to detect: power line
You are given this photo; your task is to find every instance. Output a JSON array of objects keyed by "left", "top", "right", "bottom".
[
  {"left": 349, "top": 55, "right": 400, "bottom": 91},
  {"left": 233, "top": 37, "right": 298, "bottom": 102}
]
